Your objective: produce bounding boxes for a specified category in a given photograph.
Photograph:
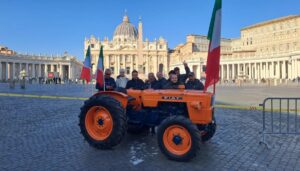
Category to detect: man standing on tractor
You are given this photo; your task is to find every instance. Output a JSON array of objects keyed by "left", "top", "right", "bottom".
[
  {"left": 156, "top": 71, "right": 167, "bottom": 89},
  {"left": 116, "top": 69, "right": 128, "bottom": 88},
  {"left": 126, "top": 70, "right": 144, "bottom": 90},
  {"left": 96, "top": 68, "right": 116, "bottom": 91},
  {"left": 185, "top": 72, "right": 204, "bottom": 90},
  {"left": 174, "top": 61, "right": 191, "bottom": 84},
  {"left": 144, "top": 72, "right": 159, "bottom": 89},
  {"left": 163, "top": 73, "right": 182, "bottom": 89}
]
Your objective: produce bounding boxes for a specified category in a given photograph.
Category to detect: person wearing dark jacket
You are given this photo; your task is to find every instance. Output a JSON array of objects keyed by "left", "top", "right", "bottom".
[
  {"left": 185, "top": 72, "right": 204, "bottom": 90},
  {"left": 144, "top": 72, "right": 159, "bottom": 89},
  {"left": 156, "top": 71, "right": 167, "bottom": 89},
  {"left": 126, "top": 70, "right": 144, "bottom": 90},
  {"left": 174, "top": 61, "right": 191, "bottom": 84},
  {"left": 96, "top": 69, "right": 116, "bottom": 91},
  {"left": 163, "top": 73, "right": 182, "bottom": 89}
]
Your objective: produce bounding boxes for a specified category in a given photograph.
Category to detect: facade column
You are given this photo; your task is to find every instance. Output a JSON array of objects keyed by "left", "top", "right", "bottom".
[
  {"left": 260, "top": 62, "right": 263, "bottom": 79},
  {"left": 271, "top": 61, "right": 274, "bottom": 78},
  {"left": 282, "top": 61, "right": 286, "bottom": 79},
  {"left": 44, "top": 64, "right": 47, "bottom": 78},
  {"left": 291, "top": 59, "right": 295, "bottom": 79},
  {"left": 237, "top": 63, "right": 240, "bottom": 79},
  {"left": 276, "top": 61, "right": 280, "bottom": 79},
  {"left": 222, "top": 64, "right": 226, "bottom": 80},
  {"left": 226, "top": 64, "right": 229, "bottom": 80},
  {"left": 12, "top": 63, "right": 15, "bottom": 79},
  {"left": 5, "top": 62, "right": 8, "bottom": 80},
  {"left": 25, "top": 63, "right": 29, "bottom": 77},
  {"left": 232, "top": 64, "right": 235, "bottom": 79},
  {"left": 38, "top": 64, "right": 42, "bottom": 77},
  {"left": 243, "top": 63, "right": 246, "bottom": 76},
  {"left": 18, "top": 63, "right": 22, "bottom": 79},
  {"left": 296, "top": 59, "right": 300, "bottom": 77},
  {"left": 33, "top": 64, "right": 36, "bottom": 78},
  {"left": 249, "top": 63, "right": 252, "bottom": 79},
  {"left": 220, "top": 65, "right": 223, "bottom": 80},
  {"left": 68, "top": 64, "right": 71, "bottom": 80}
]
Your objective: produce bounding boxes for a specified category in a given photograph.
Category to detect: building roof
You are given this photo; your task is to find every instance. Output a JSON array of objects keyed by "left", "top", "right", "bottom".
[{"left": 241, "top": 15, "right": 300, "bottom": 31}]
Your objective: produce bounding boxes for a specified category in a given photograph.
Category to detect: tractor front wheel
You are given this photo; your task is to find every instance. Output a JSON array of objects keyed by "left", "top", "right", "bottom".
[
  {"left": 157, "top": 115, "right": 201, "bottom": 161},
  {"left": 79, "top": 95, "right": 127, "bottom": 149},
  {"left": 198, "top": 118, "right": 216, "bottom": 142}
]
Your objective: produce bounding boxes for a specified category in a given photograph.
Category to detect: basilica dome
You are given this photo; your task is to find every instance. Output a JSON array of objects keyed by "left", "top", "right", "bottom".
[{"left": 113, "top": 15, "right": 138, "bottom": 41}]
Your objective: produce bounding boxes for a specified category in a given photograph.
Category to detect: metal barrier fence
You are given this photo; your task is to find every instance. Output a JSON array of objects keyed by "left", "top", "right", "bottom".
[{"left": 259, "top": 97, "right": 300, "bottom": 147}]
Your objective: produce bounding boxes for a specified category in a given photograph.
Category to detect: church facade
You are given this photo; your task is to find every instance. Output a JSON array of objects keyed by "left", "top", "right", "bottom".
[{"left": 84, "top": 15, "right": 168, "bottom": 79}]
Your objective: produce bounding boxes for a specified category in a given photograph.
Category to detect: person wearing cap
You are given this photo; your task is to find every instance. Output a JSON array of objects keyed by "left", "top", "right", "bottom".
[
  {"left": 116, "top": 68, "right": 128, "bottom": 88},
  {"left": 126, "top": 70, "right": 145, "bottom": 90},
  {"left": 174, "top": 61, "right": 191, "bottom": 84},
  {"left": 96, "top": 68, "right": 116, "bottom": 91},
  {"left": 185, "top": 72, "right": 204, "bottom": 90}
]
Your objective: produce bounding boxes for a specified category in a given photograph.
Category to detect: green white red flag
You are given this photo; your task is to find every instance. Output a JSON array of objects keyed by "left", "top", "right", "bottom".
[
  {"left": 96, "top": 46, "right": 104, "bottom": 88},
  {"left": 204, "top": 0, "right": 222, "bottom": 92}
]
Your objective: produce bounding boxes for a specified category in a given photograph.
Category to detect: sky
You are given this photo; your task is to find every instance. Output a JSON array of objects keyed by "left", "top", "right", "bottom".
[{"left": 0, "top": 0, "right": 300, "bottom": 61}]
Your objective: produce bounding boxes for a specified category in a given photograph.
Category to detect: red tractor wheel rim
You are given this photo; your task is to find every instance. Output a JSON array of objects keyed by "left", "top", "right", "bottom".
[
  {"left": 85, "top": 106, "right": 113, "bottom": 141},
  {"left": 163, "top": 125, "right": 192, "bottom": 156}
]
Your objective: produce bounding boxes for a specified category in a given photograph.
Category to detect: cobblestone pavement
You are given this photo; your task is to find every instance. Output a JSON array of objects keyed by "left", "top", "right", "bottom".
[{"left": 0, "top": 84, "right": 300, "bottom": 171}]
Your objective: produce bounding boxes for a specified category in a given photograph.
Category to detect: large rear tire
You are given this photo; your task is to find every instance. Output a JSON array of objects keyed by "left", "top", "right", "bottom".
[
  {"left": 79, "top": 95, "right": 127, "bottom": 149},
  {"left": 157, "top": 115, "right": 201, "bottom": 161}
]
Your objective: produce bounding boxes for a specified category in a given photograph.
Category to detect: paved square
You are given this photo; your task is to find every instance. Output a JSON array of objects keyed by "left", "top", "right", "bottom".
[{"left": 0, "top": 84, "right": 300, "bottom": 171}]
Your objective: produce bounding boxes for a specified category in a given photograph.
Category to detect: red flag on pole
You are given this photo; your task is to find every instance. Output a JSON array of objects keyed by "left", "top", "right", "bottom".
[{"left": 204, "top": 0, "right": 222, "bottom": 93}]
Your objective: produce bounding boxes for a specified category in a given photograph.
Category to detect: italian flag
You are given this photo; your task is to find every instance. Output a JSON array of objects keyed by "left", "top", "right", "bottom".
[
  {"left": 96, "top": 46, "right": 104, "bottom": 89},
  {"left": 80, "top": 45, "right": 92, "bottom": 83},
  {"left": 204, "top": 0, "right": 222, "bottom": 92}
]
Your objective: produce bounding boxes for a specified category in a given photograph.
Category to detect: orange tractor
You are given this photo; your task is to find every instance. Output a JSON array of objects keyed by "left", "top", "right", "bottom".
[{"left": 79, "top": 86, "right": 216, "bottom": 161}]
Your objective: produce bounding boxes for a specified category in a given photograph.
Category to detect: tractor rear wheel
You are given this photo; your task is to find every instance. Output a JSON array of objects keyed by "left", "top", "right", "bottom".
[
  {"left": 157, "top": 115, "right": 201, "bottom": 161},
  {"left": 79, "top": 95, "right": 127, "bottom": 149}
]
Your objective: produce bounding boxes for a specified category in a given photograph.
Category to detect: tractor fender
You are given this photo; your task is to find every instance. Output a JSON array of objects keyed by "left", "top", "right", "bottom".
[{"left": 92, "top": 91, "right": 128, "bottom": 108}]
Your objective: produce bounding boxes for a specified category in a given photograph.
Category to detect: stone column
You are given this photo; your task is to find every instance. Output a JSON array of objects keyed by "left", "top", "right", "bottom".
[
  {"left": 249, "top": 63, "right": 252, "bottom": 79},
  {"left": 276, "top": 61, "right": 280, "bottom": 79},
  {"left": 237, "top": 63, "right": 240, "bottom": 79},
  {"left": 44, "top": 64, "right": 48, "bottom": 78},
  {"left": 232, "top": 64, "right": 235, "bottom": 79},
  {"left": 68, "top": 64, "right": 72, "bottom": 80},
  {"left": 242, "top": 63, "right": 244, "bottom": 76},
  {"left": 260, "top": 62, "right": 263, "bottom": 79},
  {"left": 5, "top": 62, "right": 8, "bottom": 80},
  {"left": 226, "top": 64, "right": 229, "bottom": 80},
  {"left": 33, "top": 64, "right": 36, "bottom": 78},
  {"left": 25, "top": 63, "right": 29, "bottom": 77},
  {"left": 38, "top": 64, "right": 42, "bottom": 77},
  {"left": 292, "top": 59, "right": 295, "bottom": 79},
  {"left": 222, "top": 64, "right": 226, "bottom": 80},
  {"left": 270, "top": 61, "right": 274, "bottom": 78},
  {"left": 282, "top": 61, "right": 286, "bottom": 79},
  {"left": 12, "top": 63, "right": 15, "bottom": 79}
]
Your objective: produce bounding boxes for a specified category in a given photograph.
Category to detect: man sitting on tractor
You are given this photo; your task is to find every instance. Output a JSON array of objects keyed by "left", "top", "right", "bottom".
[
  {"left": 174, "top": 61, "right": 191, "bottom": 84},
  {"left": 126, "top": 70, "right": 145, "bottom": 90},
  {"left": 144, "top": 72, "right": 159, "bottom": 89},
  {"left": 96, "top": 68, "right": 116, "bottom": 91},
  {"left": 163, "top": 73, "right": 182, "bottom": 89},
  {"left": 156, "top": 71, "right": 167, "bottom": 89},
  {"left": 185, "top": 72, "right": 204, "bottom": 90}
]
